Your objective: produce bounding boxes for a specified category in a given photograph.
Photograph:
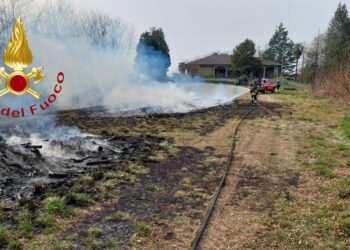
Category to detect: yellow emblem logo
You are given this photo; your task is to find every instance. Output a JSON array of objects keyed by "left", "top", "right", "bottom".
[{"left": 0, "top": 17, "right": 44, "bottom": 99}]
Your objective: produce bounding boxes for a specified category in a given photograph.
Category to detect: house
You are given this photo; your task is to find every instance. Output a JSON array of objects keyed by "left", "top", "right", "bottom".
[
  {"left": 179, "top": 53, "right": 232, "bottom": 78},
  {"left": 179, "top": 53, "right": 281, "bottom": 79},
  {"left": 260, "top": 58, "right": 282, "bottom": 78}
]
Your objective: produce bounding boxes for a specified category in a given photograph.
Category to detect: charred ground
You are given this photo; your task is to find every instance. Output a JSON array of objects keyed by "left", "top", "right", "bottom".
[{"left": 1, "top": 98, "right": 277, "bottom": 249}]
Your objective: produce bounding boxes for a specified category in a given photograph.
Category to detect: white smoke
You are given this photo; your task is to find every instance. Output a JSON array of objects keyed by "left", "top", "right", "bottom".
[
  {"left": 0, "top": 0, "right": 249, "bottom": 115},
  {"left": 27, "top": 34, "right": 249, "bottom": 113}
]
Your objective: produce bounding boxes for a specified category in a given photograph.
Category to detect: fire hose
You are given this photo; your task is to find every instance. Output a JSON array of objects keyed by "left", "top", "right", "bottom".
[{"left": 190, "top": 106, "right": 257, "bottom": 250}]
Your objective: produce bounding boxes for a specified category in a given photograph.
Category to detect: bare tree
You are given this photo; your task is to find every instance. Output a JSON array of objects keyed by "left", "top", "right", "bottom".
[
  {"left": 0, "top": 0, "right": 34, "bottom": 48},
  {"left": 0, "top": 0, "right": 136, "bottom": 60}
]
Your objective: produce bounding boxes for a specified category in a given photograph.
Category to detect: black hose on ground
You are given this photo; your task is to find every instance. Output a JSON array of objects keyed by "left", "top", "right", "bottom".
[{"left": 190, "top": 106, "right": 257, "bottom": 250}]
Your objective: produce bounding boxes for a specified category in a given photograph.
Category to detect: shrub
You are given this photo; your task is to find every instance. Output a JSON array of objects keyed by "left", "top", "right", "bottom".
[
  {"left": 238, "top": 75, "right": 248, "bottom": 84},
  {"left": 280, "top": 79, "right": 288, "bottom": 85}
]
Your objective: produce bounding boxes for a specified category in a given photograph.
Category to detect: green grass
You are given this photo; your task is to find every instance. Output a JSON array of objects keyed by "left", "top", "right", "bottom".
[
  {"left": 0, "top": 225, "right": 8, "bottom": 247},
  {"left": 34, "top": 196, "right": 73, "bottom": 233},
  {"left": 252, "top": 87, "right": 350, "bottom": 249},
  {"left": 91, "top": 170, "right": 104, "bottom": 181},
  {"left": 35, "top": 212, "right": 57, "bottom": 232},
  {"left": 279, "top": 89, "right": 309, "bottom": 99},
  {"left": 314, "top": 161, "right": 337, "bottom": 178},
  {"left": 7, "top": 236, "right": 22, "bottom": 249},
  {"left": 87, "top": 227, "right": 104, "bottom": 238},
  {"left": 19, "top": 221, "right": 32, "bottom": 238},
  {"left": 135, "top": 223, "right": 151, "bottom": 236},
  {"left": 260, "top": 198, "right": 350, "bottom": 249},
  {"left": 146, "top": 184, "right": 160, "bottom": 192},
  {"left": 307, "top": 130, "right": 346, "bottom": 178},
  {"left": 337, "top": 178, "right": 350, "bottom": 198},
  {"left": 338, "top": 144, "right": 348, "bottom": 152},
  {"left": 340, "top": 220, "right": 350, "bottom": 236},
  {"left": 114, "top": 211, "right": 130, "bottom": 222},
  {"left": 114, "top": 171, "right": 135, "bottom": 182},
  {"left": 65, "top": 193, "right": 95, "bottom": 207},
  {"left": 42, "top": 196, "right": 73, "bottom": 217},
  {"left": 107, "top": 239, "right": 119, "bottom": 249},
  {"left": 70, "top": 176, "right": 95, "bottom": 193},
  {"left": 340, "top": 115, "right": 350, "bottom": 139},
  {"left": 148, "top": 153, "right": 165, "bottom": 163},
  {"left": 159, "top": 141, "right": 171, "bottom": 151},
  {"left": 126, "top": 164, "right": 149, "bottom": 175}
]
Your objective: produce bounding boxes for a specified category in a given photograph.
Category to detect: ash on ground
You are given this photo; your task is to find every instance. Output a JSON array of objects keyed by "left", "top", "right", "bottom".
[{"left": 0, "top": 126, "right": 134, "bottom": 208}]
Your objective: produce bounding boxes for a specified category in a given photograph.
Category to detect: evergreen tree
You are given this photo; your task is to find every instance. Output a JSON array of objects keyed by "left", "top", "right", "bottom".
[
  {"left": 323, "top": 3, "right": 350, "bottom": 70},
  {"left": 263, "top": 23, "right": 295, "bottom": 76},
  {"left": 231, "top": 39, "right": 262, "bottom": 77},
  {"left": 136, "top": 27, "right": 171, "bottom": 81}
]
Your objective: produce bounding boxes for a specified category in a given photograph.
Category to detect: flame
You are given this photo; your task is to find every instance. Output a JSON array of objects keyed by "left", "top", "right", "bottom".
[{"left": 3, "top": 17, "right": 33, "bottom": 70}]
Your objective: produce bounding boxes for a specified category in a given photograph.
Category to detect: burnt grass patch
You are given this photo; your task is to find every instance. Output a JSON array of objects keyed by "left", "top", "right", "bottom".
[
  {"left": 58, "top": 101, "right": 279, "bottom": 137},
  {"left": 0, "top": 99, "right": 285, "bottom": 248},
  {"left": 58, "top": 146, "right": 218, "bottom": 247},
  {"left": 58, "top": 100, "right": 284, "bottom": 140}
]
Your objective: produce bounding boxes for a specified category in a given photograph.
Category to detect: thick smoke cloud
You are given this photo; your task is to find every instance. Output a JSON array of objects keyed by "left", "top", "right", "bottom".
[
  {"left": 0, "top": 0, "right": 249, "bottom": 115},
  {"left": 136, "top": 43, "right": 171, "bottom": 82}
]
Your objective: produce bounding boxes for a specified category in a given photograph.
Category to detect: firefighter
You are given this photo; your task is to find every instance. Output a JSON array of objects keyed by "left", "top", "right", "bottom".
[
  {"left": 257, "top": 77, "right": 262, "bottom": 86},
  {"left": 276, "top": 80, "right": 281, "bottom": 91},
  {"left": 250, "top": 81, "right": 259, "bottom": 104}
]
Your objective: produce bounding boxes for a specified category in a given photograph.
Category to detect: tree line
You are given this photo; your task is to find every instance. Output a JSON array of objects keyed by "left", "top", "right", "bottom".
[
  {"left": 231, "top": 23, "right": 303, "bottom": 79},
  {"left": 38, "top": 1, "right": 349, "bottom": 89},
  {"left": 136, "top": 23, "right": 303, "bottom": 82},
  {"left": 301, "top": 3, "right": 350, "bottom": 84}
]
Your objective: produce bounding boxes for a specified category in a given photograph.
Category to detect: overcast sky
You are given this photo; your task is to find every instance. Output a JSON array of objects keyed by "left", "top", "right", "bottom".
[{"left": 74, "top": 0, "right": 347, "bottom": 72}]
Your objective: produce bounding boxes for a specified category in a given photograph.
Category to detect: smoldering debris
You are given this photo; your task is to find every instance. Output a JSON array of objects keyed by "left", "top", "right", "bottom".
[{"left": 0, "top": 129, "right": 140, "bottom": 208}]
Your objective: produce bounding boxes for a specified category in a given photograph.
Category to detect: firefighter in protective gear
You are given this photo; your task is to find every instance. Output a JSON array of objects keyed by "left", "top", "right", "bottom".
[{"left": 250, "top": 81, "right": 259, "bottom": 104}]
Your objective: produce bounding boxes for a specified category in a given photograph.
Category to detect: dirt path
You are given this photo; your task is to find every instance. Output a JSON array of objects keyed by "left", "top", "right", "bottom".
[{"left": 198, "top": 94, "right": 300, "bottom": 249}]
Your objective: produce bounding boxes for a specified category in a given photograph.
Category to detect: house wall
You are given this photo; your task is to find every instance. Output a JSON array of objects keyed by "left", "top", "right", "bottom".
[
  {"left": 262, "top": 66, "right": 281, "bottom": 78},
  {"left": 198, "top": 66, "right": 214, "bottom": 77},
  {"left": 183, "top": 64, "right": 233, "bottom": 78}
]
